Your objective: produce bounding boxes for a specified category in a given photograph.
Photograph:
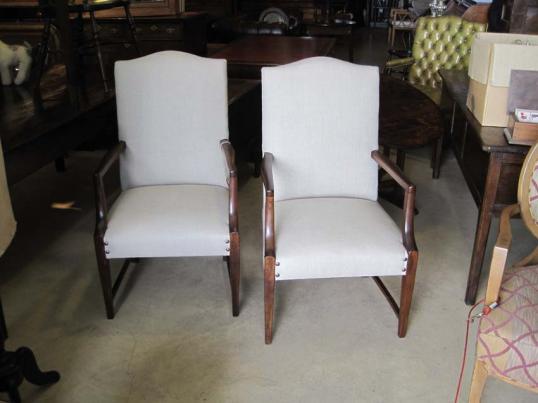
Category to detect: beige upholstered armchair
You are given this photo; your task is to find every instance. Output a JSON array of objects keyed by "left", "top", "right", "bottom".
[
  {"left": 469, "top": 144, "right": 538, "bottom": 402},
  {"left": 384, "top": 16, "right": 486, "bottom": 104},
  {"left": 93, "top": 51, "right": 240, "bottom": 319},
  {"left": 261, "top": 57, "right": 419, "bottom": 344}
]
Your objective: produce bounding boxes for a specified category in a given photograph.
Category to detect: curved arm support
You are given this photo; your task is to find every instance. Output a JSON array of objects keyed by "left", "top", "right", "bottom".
[
  {"left": 94, "top": 141, "right": 126, "bottom": 235},
  {"left": 372, "top": 150, "right": 417, "bottom": 252},
  {"left": 220, "top": 140, "right": 239, "bottom": 233},
  {"left": 385, "top": 57, "right": 415, "bottom": 70},
  {"left": 261, "top": 153, "right": 275, "bottom": 258},
  {"left": 261, "top": 152, "right": 274, "bottom": 196}
]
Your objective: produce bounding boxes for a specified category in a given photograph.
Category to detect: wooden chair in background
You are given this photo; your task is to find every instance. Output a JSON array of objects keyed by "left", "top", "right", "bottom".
[
  {"left": 469, "top": 143, "right": 538, "bottom": 402},
  {"left": 387, "top": 8, "right": 416, "bottom": 50},
  {"left": 384, "top": 15, "right": 486, "bottom": 104}
]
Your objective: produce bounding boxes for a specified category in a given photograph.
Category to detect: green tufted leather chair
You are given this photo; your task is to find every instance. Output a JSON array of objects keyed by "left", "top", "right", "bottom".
[{"left": 384, "top": 16, "right": 486, "bottom": 104}]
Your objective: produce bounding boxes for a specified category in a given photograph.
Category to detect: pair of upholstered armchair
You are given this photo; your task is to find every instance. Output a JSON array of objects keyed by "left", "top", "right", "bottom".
[{"left": 94, "top": 53, "right": 419, "bottom": 345}]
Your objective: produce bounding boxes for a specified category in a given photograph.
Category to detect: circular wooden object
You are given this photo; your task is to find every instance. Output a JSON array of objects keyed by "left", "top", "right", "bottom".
[{"left": 379, "top": 76, "right": 444, "bottom": 150}]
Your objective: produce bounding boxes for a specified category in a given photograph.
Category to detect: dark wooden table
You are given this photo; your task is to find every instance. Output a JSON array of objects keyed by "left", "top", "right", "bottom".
[
  {"left": 303, "top": 20, "right": 356, "bottom": 62},
  {"left": 0, "top": 65, "right": 261, "bottom": 185},
  {"left": 211, "top": 36, "right": 336, "bottom": 79},
  {"left": 380, "top": 76, "right": 444, "bottom": 178},
  {"left": 1, "top": 65, "right": 116, "bottom": 185},
  {"left": 440, "top": 70, "right": 529, "bottom": 305},
  {"left": 228, "top": 79, "right": 261, "bottom": 174}
]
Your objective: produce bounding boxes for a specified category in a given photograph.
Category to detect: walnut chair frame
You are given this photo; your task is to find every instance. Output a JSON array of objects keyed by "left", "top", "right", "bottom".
[
  {"left": 262, "top": 150, "right": 418, "bottom": 344},
  {"left": 93, "top": 139, "right": 240, "bottom": 319}
]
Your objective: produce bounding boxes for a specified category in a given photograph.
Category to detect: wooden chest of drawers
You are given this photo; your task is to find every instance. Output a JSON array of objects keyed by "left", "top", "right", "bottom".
[{"left": 89, "top": 13, "right": 207, "bottom": 58}]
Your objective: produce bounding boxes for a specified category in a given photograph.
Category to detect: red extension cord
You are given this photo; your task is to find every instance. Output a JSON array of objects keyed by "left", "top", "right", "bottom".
[{"left": 454, "top": 299, "right": 485, "bottom": 403}]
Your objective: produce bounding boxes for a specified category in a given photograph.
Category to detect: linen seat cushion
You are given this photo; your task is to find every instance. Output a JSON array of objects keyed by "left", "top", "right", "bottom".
[
  {"left": 274, "top": 197, "right": 408, "bottom": 280},
  {"left": 104, "top": 184, "right": 230, "bottom": 259},
  {"left": 477, "top": 265, "right": 538, "bottom": 390}
]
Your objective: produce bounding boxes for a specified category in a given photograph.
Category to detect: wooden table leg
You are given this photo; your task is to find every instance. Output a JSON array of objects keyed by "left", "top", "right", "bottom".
[
  {"left": 465, "top": 153, "right": 502, "bottom": 305},
  {"left": 432, "top": 135, "right": 443, "bottom": 179},
  {"left": 396, "top": 149, "right": 406, "bottom": 170}
]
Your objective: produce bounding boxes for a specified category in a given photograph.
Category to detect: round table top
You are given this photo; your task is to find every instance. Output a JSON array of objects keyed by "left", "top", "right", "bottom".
[{"left": 379, "top": 76, "right": 444, "bottom": 149}]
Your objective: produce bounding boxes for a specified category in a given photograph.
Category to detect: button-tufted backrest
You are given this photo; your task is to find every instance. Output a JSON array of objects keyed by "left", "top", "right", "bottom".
[{"left": 409, "top": 16, "right": 486, "bottom": 89}]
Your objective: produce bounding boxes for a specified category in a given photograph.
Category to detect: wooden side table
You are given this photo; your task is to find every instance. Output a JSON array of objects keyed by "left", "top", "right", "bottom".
[
  {"left": 380, "top": 76, "right": 444, "bottom": 179},
  {"left": 211, "top": 36, "right": 336, "bottom": 79},
  {"left": 440, "top": 70, "right": 529, "bottom": 305},
  {"left": 228, "top": 79, "right": 261, "bottom": 176}
]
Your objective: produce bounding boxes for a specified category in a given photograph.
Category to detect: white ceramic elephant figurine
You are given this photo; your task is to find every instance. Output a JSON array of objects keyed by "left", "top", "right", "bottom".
[{"left": 0, "top": 40, "right": 32, "bottom": 86}]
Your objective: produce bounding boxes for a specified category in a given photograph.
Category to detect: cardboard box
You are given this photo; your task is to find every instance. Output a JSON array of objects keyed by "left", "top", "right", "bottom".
[
  {"left": 504, "top": 113, "right": 538, "bottom": 145},
  {"left": 466, "top": 33, "right": 538, "bottom": 127},
  {"left": 467, "top": 79, "right": 509, "bottom": 127}
]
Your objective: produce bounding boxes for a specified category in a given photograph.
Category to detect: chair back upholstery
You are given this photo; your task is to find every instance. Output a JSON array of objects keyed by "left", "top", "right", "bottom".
[
  {"left": 518, "top": 143, "right": 538, "bottom": 239},
  {"left": 409, "top": 16, "right": 486, "bottom": 89},
  {"left": 115, "top": 51, "right": 229, "bottom": 190},
  {"left": 262, "top": 57, "right": 379, "bottom": 202}
]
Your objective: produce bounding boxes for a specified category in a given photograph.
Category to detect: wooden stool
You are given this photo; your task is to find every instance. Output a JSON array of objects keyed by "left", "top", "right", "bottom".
[{"left": 387, "top": 8, "right": 416, "bottom": 50}]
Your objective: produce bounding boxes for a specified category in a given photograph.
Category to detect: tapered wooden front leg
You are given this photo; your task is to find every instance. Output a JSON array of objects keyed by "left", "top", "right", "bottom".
[
  {"left": 264, "top": 256, "right": 276, "bottom": 344},
  {"left": 229, "top": 232, "right": 240, "bottom": 317},
  {"left": 469, "top": 360, "right": 488, "bottom": 403},
  {"left": 398, "top": 250, "right": 418, "bottom": 337},
  {"left": 94, "top": 238, "right": 114, "bottom": 319}
]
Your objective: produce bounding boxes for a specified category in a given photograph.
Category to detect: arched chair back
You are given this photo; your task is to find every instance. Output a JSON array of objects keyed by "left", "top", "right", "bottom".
[{"left": 115, "top": 51, "right": 229, "bottom": 190}]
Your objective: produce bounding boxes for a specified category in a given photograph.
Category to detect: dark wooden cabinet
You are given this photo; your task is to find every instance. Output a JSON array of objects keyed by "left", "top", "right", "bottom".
[
  {"left": 0, "top": 0, "right": 182, "bottom": 17},
  {"left": 92, "top": 13, "right": 207, "bottom": 59},
  {"left": 186, "top": 0, "right": 234, "bottom": 17},
  {"left": 185, "top": 0, "right": 353, "bottom": 19},
  {"left": 0, "top": 2, "right": 208, "bottom": 56}
]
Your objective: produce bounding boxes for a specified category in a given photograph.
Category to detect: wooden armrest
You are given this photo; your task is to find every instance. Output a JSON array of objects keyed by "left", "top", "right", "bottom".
[
  {"left": 220, "top": 139, "right": 238, "bottom": 233},
  {"left": 220, "top": 139, "right": 237, "bottom": 178},
  {"left": 93, "top": 141, "right": 126, "bottom": 231},
  {"left": 384, "top": 57, "right": 414, "bottom": 70},
  {"left": 372, "top": 150, "right": 417, "bottom": 252},
  {"left": 262, "top": 153, "right": 275, "bottom": 258},
  {"left": 95, "top": 141, "right": 126, "bottom": 180},
  {"left": 484, "top": 203, "right": 520, "bottom": 305},
  {"left": 372, "top": 150, "right": 414, "bottom": 190},
  {"left": 261, "top": 153, "right": 274, "bottom": 196}
]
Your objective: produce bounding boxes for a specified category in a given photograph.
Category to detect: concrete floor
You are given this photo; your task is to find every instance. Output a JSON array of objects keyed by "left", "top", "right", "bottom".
[{"left": 1, "top": 29, "right": 537, "bottom": 403}]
